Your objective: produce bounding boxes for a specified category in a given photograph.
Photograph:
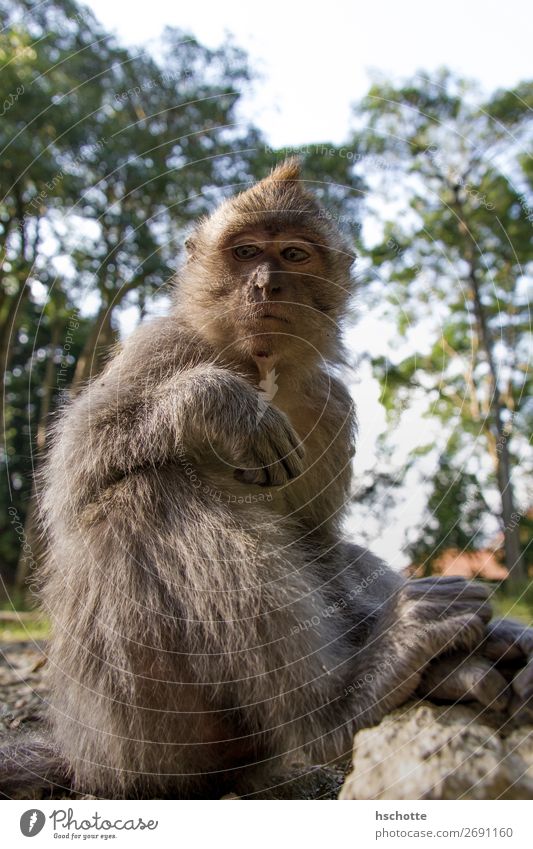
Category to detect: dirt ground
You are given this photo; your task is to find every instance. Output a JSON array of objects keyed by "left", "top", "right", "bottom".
[
  {"left": 0, "top": 640, "right": 82, "bottom": 799},
  {"left": 0, "top": 641, "right": 48, "bottom": 737}
]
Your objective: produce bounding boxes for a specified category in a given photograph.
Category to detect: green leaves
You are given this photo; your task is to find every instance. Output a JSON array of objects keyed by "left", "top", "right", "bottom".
[{"left": 351, "top": 70, "right": 532, "bottom": 571}]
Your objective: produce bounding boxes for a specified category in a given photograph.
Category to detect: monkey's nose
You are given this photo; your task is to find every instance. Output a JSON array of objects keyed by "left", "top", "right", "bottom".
[
  {"left": 253, "top": 280, "right": 282, "bottom": 301},
  {"left": 251, "top": 266, "right": 283, "bottom": 300},
  {"left": 252, "top": 266, "right": 270, "bottom": 288}
]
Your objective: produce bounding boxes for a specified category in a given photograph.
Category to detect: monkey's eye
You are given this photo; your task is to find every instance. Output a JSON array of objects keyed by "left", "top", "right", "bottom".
[
  {"left": 232, "top": 244, "right": 263, "bottom": 261},
  {"left": 281, "top": 246, "right": 310, "bottom": 263}
]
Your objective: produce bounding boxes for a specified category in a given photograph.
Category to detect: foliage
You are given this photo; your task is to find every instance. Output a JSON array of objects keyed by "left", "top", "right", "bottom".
[
  {"left": 492, "top": 581, "right": 533, "bottom": 625},
  {"left": 351, "top": 69, "right": 533, "bottom": 579}
]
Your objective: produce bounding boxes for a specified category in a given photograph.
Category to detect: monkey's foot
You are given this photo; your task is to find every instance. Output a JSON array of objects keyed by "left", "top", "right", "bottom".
[
  {"left": 417, "top": 618, "right": 533, "bottom": 722},
  {"left": 482, "top": 618, "right": 533, "bottom": 721}
]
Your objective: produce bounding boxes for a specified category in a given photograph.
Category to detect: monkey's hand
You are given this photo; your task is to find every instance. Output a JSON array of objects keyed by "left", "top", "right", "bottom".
[
  {"left": 390, "top": 577, "right": 492, "bottom": 705},
  {"left": 232, "top": 404, "right": 305, "bottom": 487},
  {"left": 176, "top": 366, "right": 305, "bottom": 486}
]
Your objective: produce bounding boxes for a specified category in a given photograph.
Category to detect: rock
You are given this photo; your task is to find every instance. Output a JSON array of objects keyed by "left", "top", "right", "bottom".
[{"left": 339, "top": 701, "right": 533, "bottom": 800}]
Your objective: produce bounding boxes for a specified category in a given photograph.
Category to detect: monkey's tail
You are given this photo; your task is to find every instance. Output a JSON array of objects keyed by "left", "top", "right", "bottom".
[{"left": 0, "top": 733, "right": 70, "bottom": 798}]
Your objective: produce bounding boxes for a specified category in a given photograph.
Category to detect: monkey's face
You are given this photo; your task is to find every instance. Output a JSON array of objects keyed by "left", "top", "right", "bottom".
[{"left": 189, "top": 226, "right": 348, "bottom": 365}]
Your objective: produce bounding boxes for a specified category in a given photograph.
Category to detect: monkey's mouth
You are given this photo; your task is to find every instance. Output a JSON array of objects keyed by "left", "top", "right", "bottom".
[
  {"left": 246, "top": 306, "right": 291, "bottom": 324},
  {"left": 260, "top": 314, "right": 290, "bottom": 323}
]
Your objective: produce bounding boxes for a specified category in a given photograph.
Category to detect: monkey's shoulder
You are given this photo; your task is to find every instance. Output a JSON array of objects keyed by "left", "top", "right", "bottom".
[{"left": 118, "top": 314, "right": 213, "bottom": 375}]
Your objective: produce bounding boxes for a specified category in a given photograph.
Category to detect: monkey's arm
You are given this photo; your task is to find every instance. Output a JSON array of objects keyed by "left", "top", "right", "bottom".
[{"left": 46, "top": 363, "right": 303, "bottom": 518}]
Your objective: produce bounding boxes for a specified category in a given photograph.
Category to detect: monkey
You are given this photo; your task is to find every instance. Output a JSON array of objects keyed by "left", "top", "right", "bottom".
[{"left": 1, "top": 159, "right": 532, "bottom": 799}]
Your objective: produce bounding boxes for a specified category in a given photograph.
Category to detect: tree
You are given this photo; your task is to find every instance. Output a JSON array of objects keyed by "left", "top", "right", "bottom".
[
  {"left": 352, "top": 70, "right": 532, "bottom": 583},
  {"left": 0, "top": 0, "right": 264, "bottom": 584}
]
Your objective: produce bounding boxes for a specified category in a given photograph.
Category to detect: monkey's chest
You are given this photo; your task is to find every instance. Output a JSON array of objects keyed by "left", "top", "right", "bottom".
[{"left": 275, "top": 401, "right": 353, "bottom": 527}]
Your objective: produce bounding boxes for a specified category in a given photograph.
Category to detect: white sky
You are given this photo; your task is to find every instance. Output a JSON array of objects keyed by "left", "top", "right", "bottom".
[
  {"left": 84, "top": 0, "right": 532, "bottom": 147},
  {"left": 79, "top": 0, "right": 531, "bottom": 565}
]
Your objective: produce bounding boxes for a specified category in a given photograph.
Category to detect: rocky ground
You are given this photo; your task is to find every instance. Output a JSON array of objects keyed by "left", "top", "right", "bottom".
[
  {"left": 1, "top": 640, "right": 532, "bottom": 800},
  {"left": 0, "top": 641, "right": 48, "bottom": 738}
]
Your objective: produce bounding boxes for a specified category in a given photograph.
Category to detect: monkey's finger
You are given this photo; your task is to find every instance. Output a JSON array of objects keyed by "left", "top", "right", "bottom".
[
  {"left": 406, "top": 576, "right": 487, "bottom": 590},
  {"left": 418, "top": 613, "right": 488, "bottom": 660},
  {"left": 404, "top": 578, "right": 492, "bottom": 624},
  {"left": 272, "top": 432, "right": 306, "bottom": 470},
  {"left": 244, "top": 448, "right": 288, "bottom": 487},
  {"left": 420, "top": 598, "right": 493, "bottom": 625},
  {"left": 262, "top": 440, "right": 302, "bottom": 481},
  {"left": 483, "top": 618, "right": 533, "bottom": 663},
  {"left": 457, "top": 600, "right": 493, "bottom": 625},
  {"left": 409, "top": 576, "right": 474, "bottom": 588},
  {"left": 278, "top": 418, "right": 306, "bottom": 459},
  {"left": 511, "top": 660, "right": 533, "bottom": 702},
  {"left": 509, "top": 692, "right": 533, "bottom": 724},
  {"left": 275, "top": 429, "right": 306, "bottom": 467},
  {"left": 282, "top": 436, "right": 305, "bottom": 462},
  {"left": 280, "top": 449, "right": 305, "bottom": 481},
  {"left": 418, "top": 654, "right": 510, "bottom": 711},
  {"left": 262, "top": 463, "right": 287, "bottom": 487},
  {"left": 261, "top": 407, "right": 305, "bottom": 458},
  {"left": 405, "top": 577, "right": 490, "bottom": 602}
]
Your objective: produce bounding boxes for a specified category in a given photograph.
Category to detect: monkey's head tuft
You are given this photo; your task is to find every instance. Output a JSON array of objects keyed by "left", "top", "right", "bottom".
[
  {"left": 176, "top": 160, "right": 355, "bottom": 369},
  {"left": 265, "top": 156, "right": 302, "bottom": 183}
]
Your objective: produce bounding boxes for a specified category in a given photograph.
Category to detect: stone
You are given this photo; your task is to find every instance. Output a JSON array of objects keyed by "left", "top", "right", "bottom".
[{"left": 339, "top": 701, "right": 533, "bottom": 800}]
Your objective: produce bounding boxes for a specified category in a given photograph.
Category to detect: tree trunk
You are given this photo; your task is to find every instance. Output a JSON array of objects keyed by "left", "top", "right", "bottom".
[
  {"left": 15, "top": 319, "right": 62, "bottom": 590},
  {"left": 494, "top": 413, "right": 526, "bottom": 585},
  {"left": 468, "top": 264, "right": 526, "bottom": 584},
  {"left": 36, "top": 319, "right": 62, "bottom": 451},
  {"left": 1, "top": 213, "right": 39, "bottom": 448}
]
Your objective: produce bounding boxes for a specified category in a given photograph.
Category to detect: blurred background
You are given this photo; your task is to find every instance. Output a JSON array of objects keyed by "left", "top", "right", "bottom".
[{"left": 1, "top": 0, "right": 532, "bottom": 639}]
